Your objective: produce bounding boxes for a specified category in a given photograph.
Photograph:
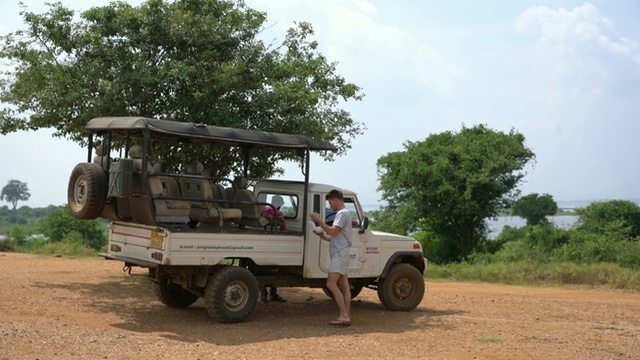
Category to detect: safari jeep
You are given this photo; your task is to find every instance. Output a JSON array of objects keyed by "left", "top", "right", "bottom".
[{"left": 68, "top": 116, "right": 427, "bottom": 323}]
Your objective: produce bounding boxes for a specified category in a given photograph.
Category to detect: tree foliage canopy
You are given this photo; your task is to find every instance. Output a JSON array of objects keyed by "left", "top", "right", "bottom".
[
  {"left": 512, "top": 193, "right": 558, "bottom": 226},
  {"left": 576, "top": 200, "right": 640, "bottom": 238},
  {"left": 0, "top": 179, "right": 31, "bottom": 210},
  {"left": 376, "top": 124, "right": 535, "bottom": 261},
  {"left": 0, "top": 0, "right": 365, "bottom": 177}
]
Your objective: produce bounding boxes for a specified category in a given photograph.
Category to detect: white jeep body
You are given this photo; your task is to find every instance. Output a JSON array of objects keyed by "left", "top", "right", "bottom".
[{"left": 107, "top": 181, "right": 424, "bottom": 279}]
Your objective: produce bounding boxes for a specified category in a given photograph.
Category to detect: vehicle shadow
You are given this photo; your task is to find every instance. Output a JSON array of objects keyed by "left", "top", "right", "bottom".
[{"left": 32, "top": 271, "right": 466, "bottom": 346}]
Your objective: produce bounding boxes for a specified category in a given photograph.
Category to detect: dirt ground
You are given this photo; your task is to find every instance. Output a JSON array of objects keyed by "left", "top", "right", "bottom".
[{"left": 0, "top": 253, "right": 639, "bottom": 360}]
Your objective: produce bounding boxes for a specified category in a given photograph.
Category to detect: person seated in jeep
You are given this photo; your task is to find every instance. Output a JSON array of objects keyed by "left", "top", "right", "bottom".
[
  {"left": 259, "top": 195, "right": 287, "bottom": 302},
  {"left": 260, "top": 195, "right": 287, "bottom": 231}
]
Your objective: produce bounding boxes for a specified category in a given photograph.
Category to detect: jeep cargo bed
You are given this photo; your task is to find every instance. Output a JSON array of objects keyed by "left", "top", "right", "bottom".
[{"left": 107, "top": 221, "right": 305, "bottom": 267}]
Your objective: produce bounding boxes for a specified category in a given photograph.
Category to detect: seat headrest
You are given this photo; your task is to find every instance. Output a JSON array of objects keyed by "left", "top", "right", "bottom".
[
  {"left": 129, "top": 145, "right": 143, "bottom": 159},
  {"left": 187, "top": 161, "right": 204, "bottom": 175},
  {"left": 151, "top": 162, "right": 164, "bottom": 173},
  {"left": 95, "top": 143, "right": 108, "bottom": 156},
  {"left": 272, "top": 195, "right": 284, "bottom": 209},
  {"left": 233, "top": 176, "right": 248, "bottom": 189}
]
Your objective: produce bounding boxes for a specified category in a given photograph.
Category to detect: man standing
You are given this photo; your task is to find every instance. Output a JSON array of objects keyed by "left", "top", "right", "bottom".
[{"left": 311, "top": 189, "right": 353, "bottom": 326}]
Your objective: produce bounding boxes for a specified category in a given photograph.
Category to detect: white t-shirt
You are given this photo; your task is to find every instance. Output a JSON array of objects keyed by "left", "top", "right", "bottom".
[{"left": 329, "top": 208, "right": 352, "bottom": 256}]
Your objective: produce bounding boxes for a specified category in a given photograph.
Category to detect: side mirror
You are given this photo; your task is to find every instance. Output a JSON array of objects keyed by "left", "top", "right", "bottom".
[{"left": 359, "top": 216, "right": 369, "bottom": 234}]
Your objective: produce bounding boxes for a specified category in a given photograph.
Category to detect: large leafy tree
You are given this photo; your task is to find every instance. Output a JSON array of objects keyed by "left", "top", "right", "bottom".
[
  {"left": 376, "top": 124, "right": 535, "bottom": 261},
  {"left": 1, "top": 179, "right": 31, "bottom": 210},
  {"left": 512, "top": 193, "right": 558, "bottom": 226},
  {"left": 0, "top": 0, "right": 364, "bottom": 177}
]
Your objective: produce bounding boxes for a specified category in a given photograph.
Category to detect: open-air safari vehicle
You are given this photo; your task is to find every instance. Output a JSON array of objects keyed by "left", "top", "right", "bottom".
[{"left": 68, "top": 116, "right": 427, "bottom": 323}]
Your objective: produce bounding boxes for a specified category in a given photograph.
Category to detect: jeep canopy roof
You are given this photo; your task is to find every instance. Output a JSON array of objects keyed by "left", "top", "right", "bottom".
[{"left": 85, "top": 116, "right": 337, "bottom": 151}]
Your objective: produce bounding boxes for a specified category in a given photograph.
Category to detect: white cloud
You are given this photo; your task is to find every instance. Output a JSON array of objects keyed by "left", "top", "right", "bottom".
[
  {"left": 511, "top": 2, "right": 640, "bottom": 201},
  {"left": 517, "top": 2, "right": 640, "bottom": 67},
  {"left": 513, "top": 2, "right": 640, "bottom": 114},
  {"left": 249, "top": 0, "right": 463, "bottom": 95}
]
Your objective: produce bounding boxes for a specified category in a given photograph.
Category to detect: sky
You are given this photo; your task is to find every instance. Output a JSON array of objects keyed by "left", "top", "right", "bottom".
[{"left": 1, "top": 0, "right": 640, "bottom": 209}]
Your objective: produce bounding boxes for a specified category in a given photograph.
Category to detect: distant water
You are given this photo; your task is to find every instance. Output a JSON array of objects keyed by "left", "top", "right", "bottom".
[
  {"left": 362, "top": 202, "right": 583, "bottom": 240},
  {"left": 487, "top": 215, "right": 579, "bottom": 239}
]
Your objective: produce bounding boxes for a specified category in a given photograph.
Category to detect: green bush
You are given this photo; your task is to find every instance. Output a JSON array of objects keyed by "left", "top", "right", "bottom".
[
  {"left": 39, "top": 207, "right": 107, "bottom": 250},
  {"left": 17, "top": 236, "right": 47, "bottom": 252},
  {"left": 426, "top": 261, "right": 640, "bottom": 290},
  {"left": 415, "top": 229, "right": 459, "bottom": 265},
  {"left": 0, "top": 239, "right": 17, "bottom": 252},
  {"left": 5, "top": 225, "right": 29, "bottom": 246},
  {"left": 523, "top": 222, "right": 570, "bottom": 252},
  {"left": 475, "top": 225, "right": 527, "bottom": 258},
  {"left": 477, "top": 221, "right": 640, "bottom": 269},
  {"left": 21, "top": 238, "right": 97, "bottom": 257},
  {"left": 553, "top": 224, "right": 640, "bottom": 269},
  {"left": 576, "top": 200, "right": 640, "bottom": 237}
]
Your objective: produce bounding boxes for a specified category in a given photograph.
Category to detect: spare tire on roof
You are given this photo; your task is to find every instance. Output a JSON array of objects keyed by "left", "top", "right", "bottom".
[{"left": 67, "top": 163, "right": 108, "bottom": 220}]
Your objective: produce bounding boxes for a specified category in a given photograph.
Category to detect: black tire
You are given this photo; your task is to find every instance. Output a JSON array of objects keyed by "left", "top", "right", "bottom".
[
  {"left": 204, "top": 266, "right": 259, "bottom": 323},
  {"left": 321, "top": 283, "right": 364, "bottom": 300},
  {"left": 67, "top": 163, "right": 108, "bottom": 220},
  {"left": 153, "top": 278, "right": 199, "bottom": 308},
  {"left": 377, "top": 264, "right": 425, "bottom": 311}
]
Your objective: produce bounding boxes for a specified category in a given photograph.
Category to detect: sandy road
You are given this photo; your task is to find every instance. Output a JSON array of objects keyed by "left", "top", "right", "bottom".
[{"left": 0, "top": 252, "right": 639, "bottom": 359}]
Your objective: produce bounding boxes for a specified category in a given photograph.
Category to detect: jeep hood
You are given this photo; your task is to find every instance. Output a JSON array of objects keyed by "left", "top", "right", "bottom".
[{"left": 370, "top": 230, "right": 416, "bottom": 242}]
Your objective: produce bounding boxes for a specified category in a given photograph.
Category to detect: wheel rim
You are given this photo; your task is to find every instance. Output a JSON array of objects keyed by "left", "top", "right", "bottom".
[
  {"left": 73, "top": 176, "right": 88, "bottom": 206},
  {"left": 223, "top": 280, "right": 249, "bottom": 311},
  {"left": 393, "top": 278, "right": 414, "bottom": 299}
]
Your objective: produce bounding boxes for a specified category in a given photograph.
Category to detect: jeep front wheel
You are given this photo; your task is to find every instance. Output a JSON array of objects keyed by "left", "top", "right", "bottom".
[
  {"left": 67, "top": 163, "right": 108, "bottom": 220},
  {"left": 377, "top": 263, "right": 425, "bottom": 311}
]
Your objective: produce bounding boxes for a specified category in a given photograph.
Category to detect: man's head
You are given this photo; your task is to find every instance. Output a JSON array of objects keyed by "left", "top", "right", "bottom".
[
  {"left": 326, "top": 189, "right": 344, "bottom": 210},
  {"left": 326, "top": 189, "right": 344, "bottom": 201}
]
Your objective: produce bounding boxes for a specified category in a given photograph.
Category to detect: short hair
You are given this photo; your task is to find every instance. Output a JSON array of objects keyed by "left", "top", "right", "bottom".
[{"left": 325, "top": 189, "right": 344, "bottom": 200}]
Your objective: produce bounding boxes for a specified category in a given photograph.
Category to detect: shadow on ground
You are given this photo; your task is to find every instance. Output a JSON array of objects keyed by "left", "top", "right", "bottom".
[{"left": 32, "top": 270, "right": 466, "bottom": 346}]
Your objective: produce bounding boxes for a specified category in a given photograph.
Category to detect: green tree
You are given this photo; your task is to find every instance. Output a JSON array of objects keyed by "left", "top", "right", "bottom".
[
  {"left": 376, "top": 124, "right": 535, "bottom": 261},
  {"left": 0, "top": 0, "right": 364, "bottom": 177},
  {"left": 575, "top": 200, "right": 640, "bottom": 238},
  {"left": 0, "top": 179, "right": 31, "bottom": 210},
  {"left": 512, "top": 193, "right": 558, "bottom": 226},
  {"left": 39, "top": 206, "right": 107, "bottom": 250}
]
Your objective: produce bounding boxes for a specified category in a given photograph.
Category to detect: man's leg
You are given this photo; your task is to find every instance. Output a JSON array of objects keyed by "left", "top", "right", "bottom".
[
  {"left": 269, "top": 286, "right": 286, "bottom": 302},
  {"left": 338, "top": 275, "right": 351, "bottom": 318},
  {"left": 327, "top": 272, "right": 349, "bottom": 320}
]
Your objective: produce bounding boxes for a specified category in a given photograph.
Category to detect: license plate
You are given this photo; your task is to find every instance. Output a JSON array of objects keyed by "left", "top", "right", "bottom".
[{"left": 150, "top": 231, "right": 164, "bottom": 249}]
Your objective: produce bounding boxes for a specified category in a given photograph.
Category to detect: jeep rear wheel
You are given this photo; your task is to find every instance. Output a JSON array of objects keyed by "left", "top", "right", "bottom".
[
  {"left": 67, "top": 163, "right": 108, "bottom": 220},
  {"left": 204, "top": 266, "right": 259, "bottom": 323},
  {"left": 377, "top": 263, "right": 425, "bottom": 311}
]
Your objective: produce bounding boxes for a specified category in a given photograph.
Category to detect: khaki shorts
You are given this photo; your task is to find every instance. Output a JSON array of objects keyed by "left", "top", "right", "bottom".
[{"left": 329, "top": 247, "right": 350, "bottom": 275}]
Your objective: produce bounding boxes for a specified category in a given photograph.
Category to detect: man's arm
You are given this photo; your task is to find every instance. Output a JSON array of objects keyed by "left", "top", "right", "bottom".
[
  {"left": 313, "top": 230, "right": 331, "bottom": 241},
  {"left": 310, "top": 212, "right": 342, "bottom": 236}
]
